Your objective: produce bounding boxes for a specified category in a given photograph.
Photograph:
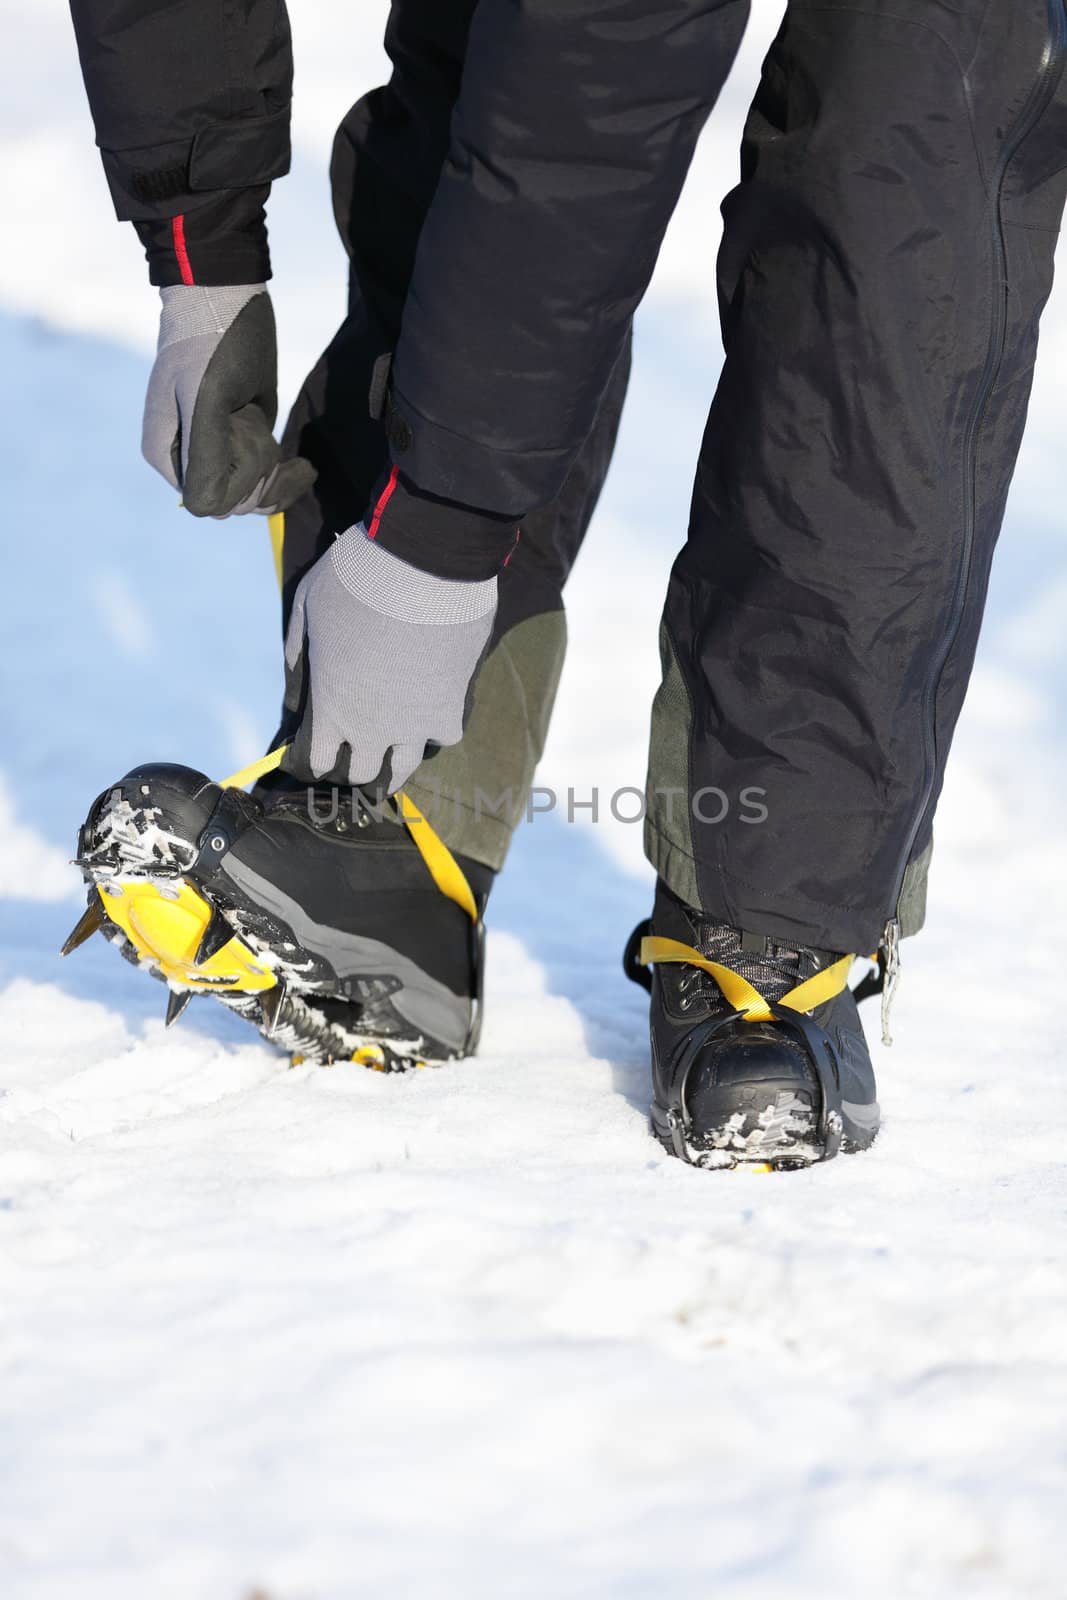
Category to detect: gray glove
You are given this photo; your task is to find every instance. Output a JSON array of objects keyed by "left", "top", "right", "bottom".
[
  {"left": 282, "top": 522, "right": 498, "bottom": 791},
  {"left": 142, "top": 284, "right": 316, "bottom": 518}
]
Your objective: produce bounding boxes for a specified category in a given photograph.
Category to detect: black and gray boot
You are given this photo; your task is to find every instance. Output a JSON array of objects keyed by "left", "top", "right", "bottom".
[
  {"left": 625, "top": 882, "right": 880, "bottom": 1170},
  {"left": 63, "top": 763, "right": 487, "bottom": 1069}
]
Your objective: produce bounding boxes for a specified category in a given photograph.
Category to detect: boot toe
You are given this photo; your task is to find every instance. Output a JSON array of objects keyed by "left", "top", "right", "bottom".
[{"left": 671, "top": 1019, "right": 826, "bottom": 1168}]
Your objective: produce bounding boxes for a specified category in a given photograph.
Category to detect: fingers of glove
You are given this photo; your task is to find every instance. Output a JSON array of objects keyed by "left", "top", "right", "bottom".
[
  {"left": 279, "top": 714, "right": 319, "bottom": 783},
  {"left": 182, "top": 402, "right": 280, "bottom": 518},
  {"left": 165, "top": 335, "right": 224, "bottom": 485},
  {"left": 429, "top": 713, "right": 467, "bottom": 748},
  {"left": 282, "top": 581, "right": 310, "bottom": 712},
  {"left": 223, "top": 455, "right": 318, "bottom": 518},
  {"left": 192, "top": 293, "right": 279, "bottom": 436},
  {"left": 420, "top": 617, "right": 494, "bottom": 747},
  {"left": 379, "top": 741, "right": 428, "bottom": 795},
  {"left": 176, "top": 296, "right": 281, "bottom": 516},
  {"left": 278, "top": 701, "right": 348, "bottom": 786},
  {"left": 309, "top": 717, "right": 352, "bottom": 783},
  {"left": 141, "top": 361, "right": 182, "bottom": 491},
  {"left": 284, "top": 575, "right": 310, "bottom": 670},
  {"left": 252, "top": 456, "right": 318, "bottom": 516},
  {"left": 458, "top": 620, "right": 496, "bottom": 732}
]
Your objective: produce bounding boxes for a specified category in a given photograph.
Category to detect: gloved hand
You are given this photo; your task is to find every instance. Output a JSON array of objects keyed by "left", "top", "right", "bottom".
[
  {"left": 142, "top": 284, "right": 316, "bottom": 518},
  {"left": 282, "top": 522, "right": 498, "bottom": 792}
]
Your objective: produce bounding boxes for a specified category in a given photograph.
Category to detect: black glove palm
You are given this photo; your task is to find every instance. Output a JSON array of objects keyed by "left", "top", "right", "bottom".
[{"left": 142, "top": 285, "right": 315, "bottom": 518}]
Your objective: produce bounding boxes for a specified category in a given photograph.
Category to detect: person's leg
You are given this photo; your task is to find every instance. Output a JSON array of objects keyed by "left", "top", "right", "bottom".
[
  {"left": 279, "top": 0, "right": 630, "bottom": 871},
  {"left": 403, "top": 342, "right": 630, "bottom": 868},
  {"left": 646, "top": 0, "right": 1067, "bottom": 958},
  {"left": 278, "top": 0, "right": 482, "bottom": 607}
]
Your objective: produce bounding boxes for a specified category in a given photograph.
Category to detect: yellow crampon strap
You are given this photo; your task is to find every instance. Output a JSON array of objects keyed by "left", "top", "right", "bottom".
[
  {"left": 638, "top": 936, "right": 854, "bottom": 1021},
  {"left": 220, "top": 746, "right": 288, "bottom": 791},
  {"left": 397, "top": 792, "right": 478, "bottom": 923},
  {"left": 268, "top": 511, "right": 286, "bottom": 592},
  {"left": 220, "top": 746, "right": 478, "bottom": 924}
]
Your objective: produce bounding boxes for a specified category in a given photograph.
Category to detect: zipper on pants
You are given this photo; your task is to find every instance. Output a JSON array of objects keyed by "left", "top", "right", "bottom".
[{"left": 878, "top": 0, "right": 1067, "bottom": 1040}]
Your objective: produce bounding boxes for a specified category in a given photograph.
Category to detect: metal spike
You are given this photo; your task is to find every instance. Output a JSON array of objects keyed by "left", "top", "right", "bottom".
[
  {"left": 60, "top": 896, "right": 105, "bottom": 957},
  {"left": 165, "top": 989, "right": 193, "bottom": 1028},
  {"left": 194, "top": 908, "right": 233, "bottom": 966},
  {"left": 258, "top": 982, "right": 286, "bottom": 1038}
]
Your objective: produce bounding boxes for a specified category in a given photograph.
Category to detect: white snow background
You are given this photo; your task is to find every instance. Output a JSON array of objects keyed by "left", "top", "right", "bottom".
[{"left": 2, "top": 4, "right": 1067, "bottom": 1597}]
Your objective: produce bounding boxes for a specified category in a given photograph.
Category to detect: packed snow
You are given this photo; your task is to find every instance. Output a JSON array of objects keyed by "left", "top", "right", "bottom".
[{"left": 2, "top": 4, "right": 1067, "bottom": 1597}]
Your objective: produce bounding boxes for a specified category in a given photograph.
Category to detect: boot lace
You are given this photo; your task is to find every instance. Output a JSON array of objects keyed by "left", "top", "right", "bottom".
[{"left": 677, "top": 922, "right": 808, "bottom": 1013}]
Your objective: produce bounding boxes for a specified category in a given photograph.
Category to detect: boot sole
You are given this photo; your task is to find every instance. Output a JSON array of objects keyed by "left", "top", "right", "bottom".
[
  {"left": 649, "top": 1094, "right": 879, "bottom": 1170},
  {"left": 78, "top": 873, "right": 466, "bottom": 1070}
]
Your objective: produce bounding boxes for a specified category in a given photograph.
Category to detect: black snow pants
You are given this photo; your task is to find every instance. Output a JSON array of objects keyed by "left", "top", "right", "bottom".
[
  {"left": 279, "top": 0, "right": 632, "bottom": 874},
  {"left": 282, "top": 0, "right": 1067, "bottom": 957}
]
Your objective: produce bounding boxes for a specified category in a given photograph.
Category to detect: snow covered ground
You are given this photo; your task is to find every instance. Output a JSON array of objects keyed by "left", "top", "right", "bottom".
[{"left": 3, "top": 5, "right": 1067, "bottom": 1597}]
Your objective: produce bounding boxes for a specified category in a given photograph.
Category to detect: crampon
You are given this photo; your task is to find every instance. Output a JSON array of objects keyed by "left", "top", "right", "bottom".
[{"left": 62, "top": 756, "right": 485, "bottom": 1072}]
